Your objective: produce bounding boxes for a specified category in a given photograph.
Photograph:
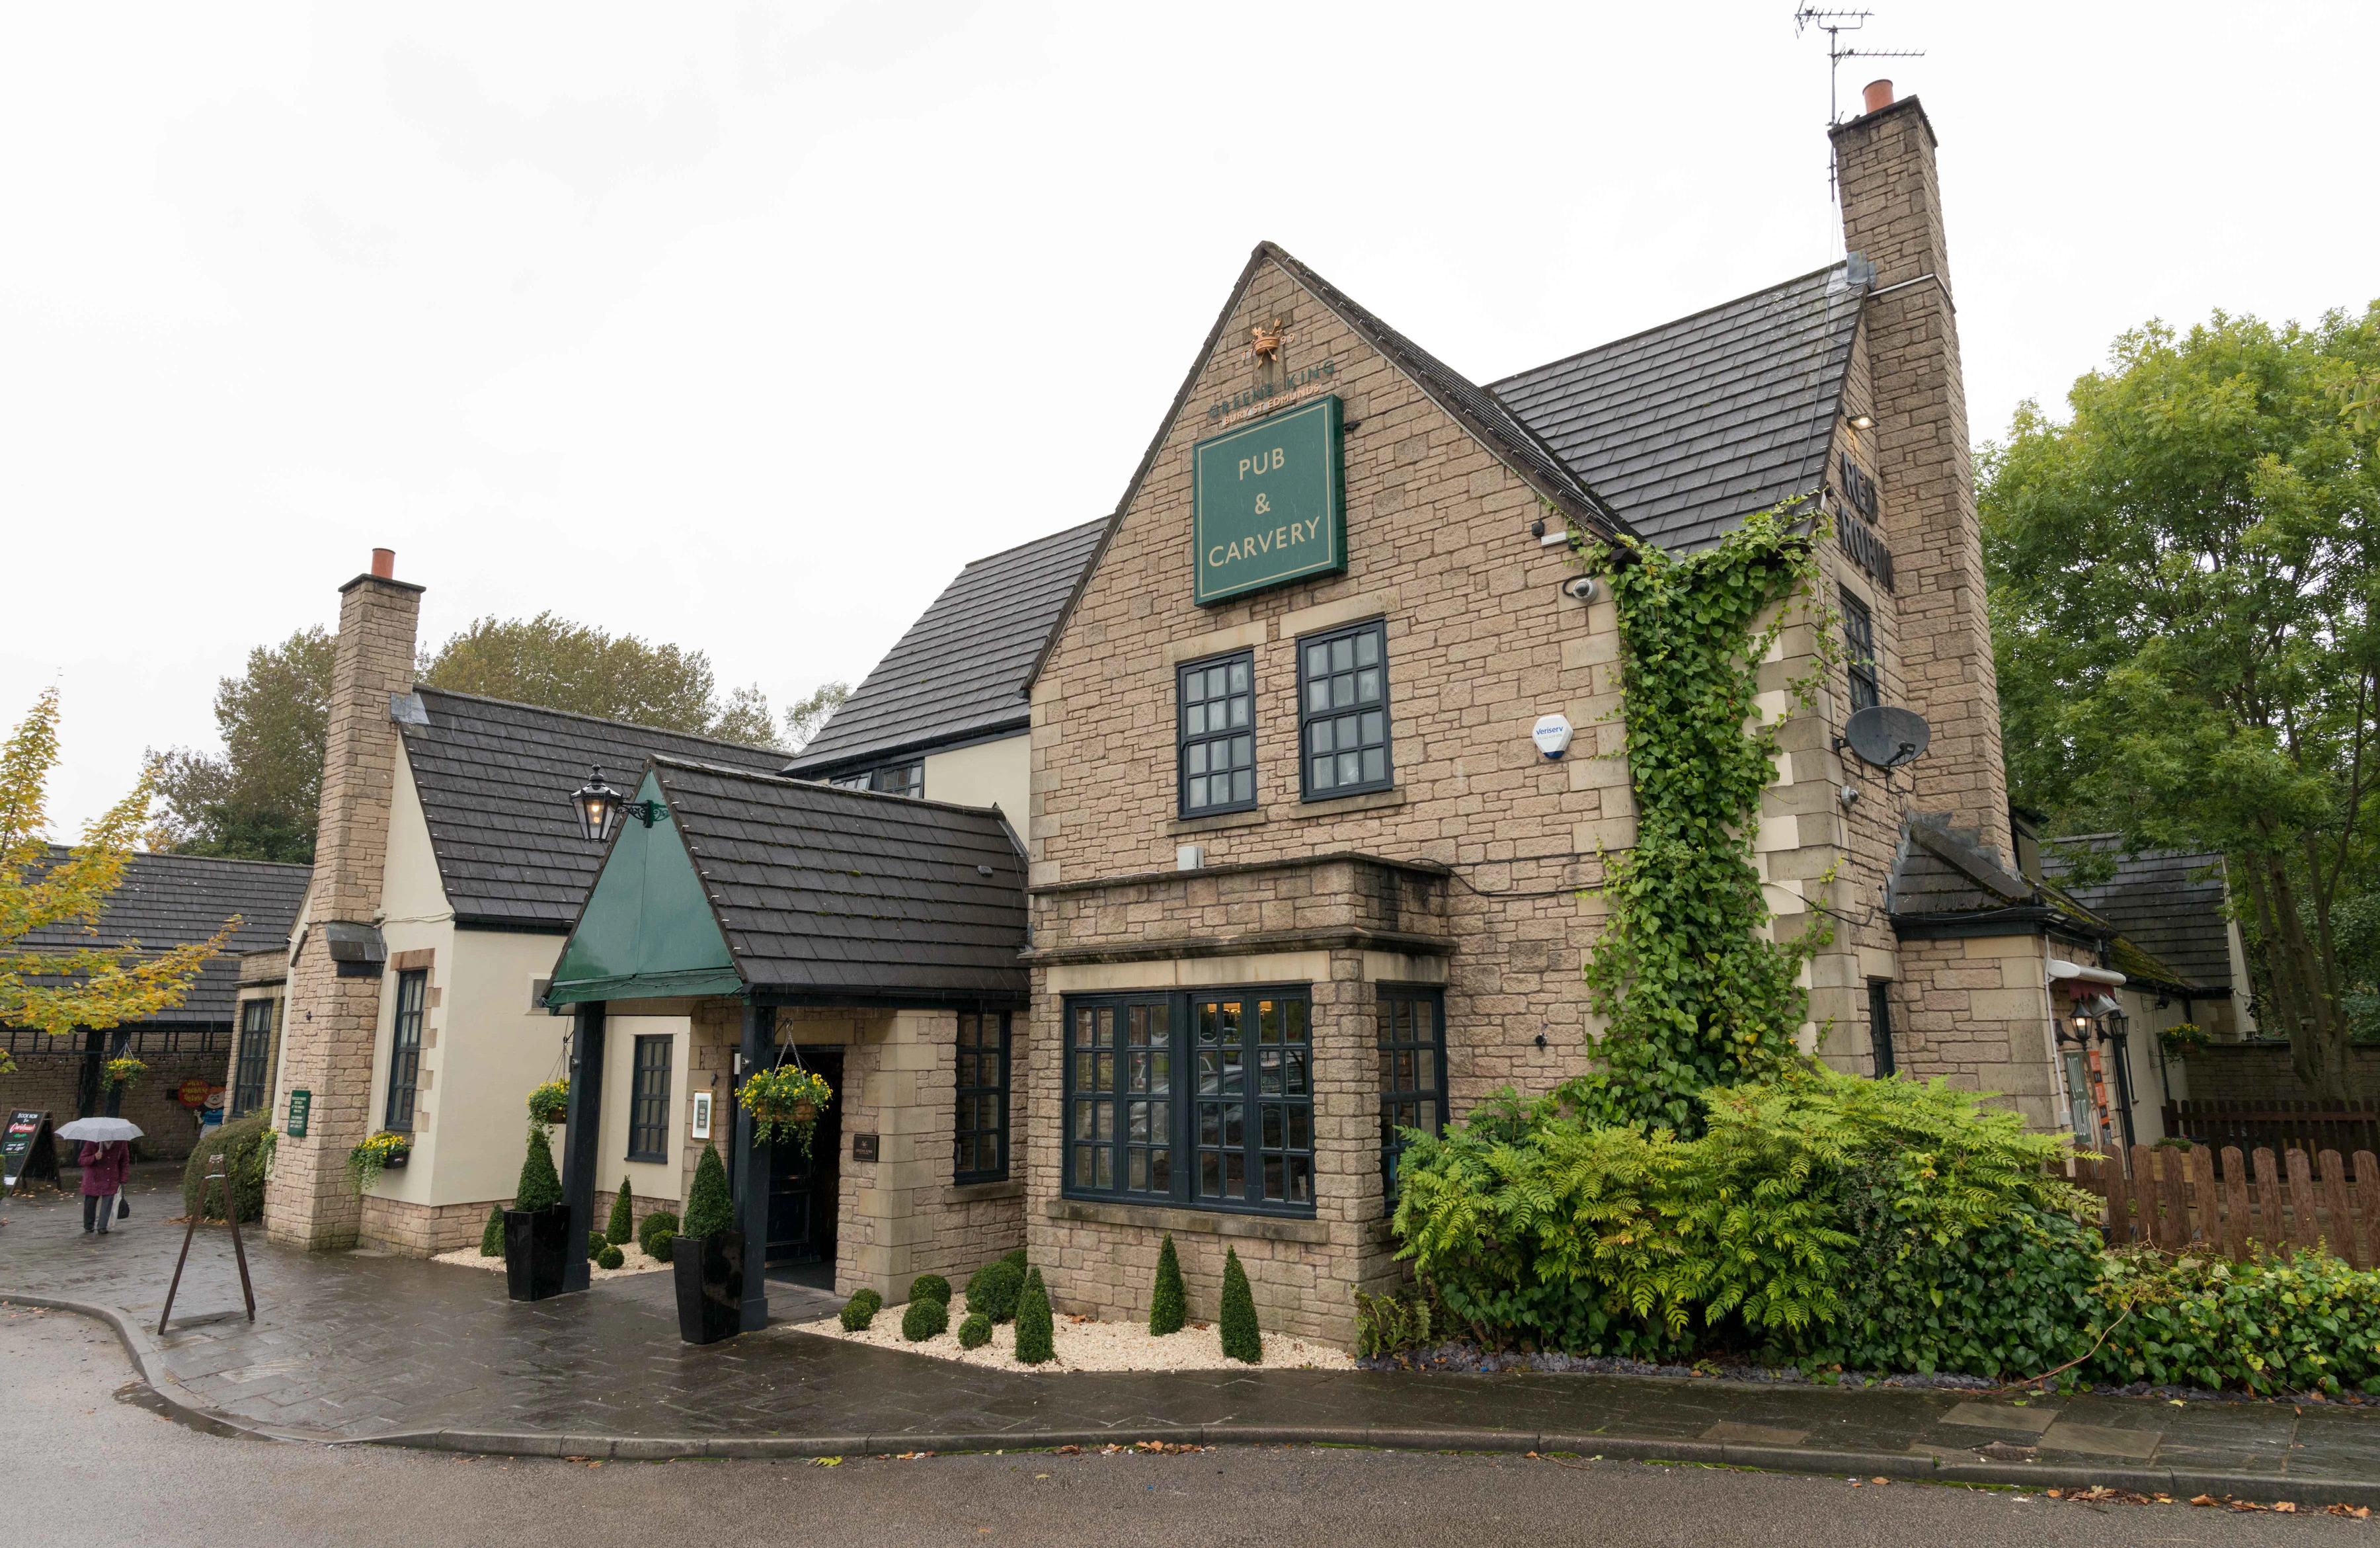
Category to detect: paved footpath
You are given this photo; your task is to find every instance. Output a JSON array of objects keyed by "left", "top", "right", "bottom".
[{"left": 7, "top": 1170, "right": 2380, "bottom": 1505}]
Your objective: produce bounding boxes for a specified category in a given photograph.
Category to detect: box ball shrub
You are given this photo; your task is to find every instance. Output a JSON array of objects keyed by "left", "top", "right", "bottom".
[
  {"left": 840, "top": 1288, "right": 883, "bottom": 1332},
  {"left": 1219, "top": 1248, "right": 1261, "bottom": 1364},
  {"left": 908, "top": 1272, "right": 951, "bottom": 1306},
  {"left": 1015, "top": 1267, "right": 1054, "bottom": 1365},
  {"left": 596, "top": 1243, "right": 624, "bottom": 1270},
  {"left": 637, "top": 1209, "right": 679, "bottom": 1258},
  {"left": 1149, "top": 1233, "right": 1186, "bottom": 1336},
  {"left": 902, "top": 1295, "right": 950, "bottom": 1342},
  {"left": 965, "top": 1258, "right": 1024, "bottom": 1323},
  {"left": 645, "top": 1227, "right": 676, "bottom": 1264},
  {"left": 1002, "top": 1247, "right": 1028, "bottom": 1271},
  {"left": 606, "top": 1177, "right": 634, "bottom": 1245},
  {"left": 479, "top": 1204, "right": 505, "bottom": 1258},
  {"left": 957, "top": 1313, "right": 993, "bottom": 1350},
  {"left": 587, "top": 1231, "right": 606, "bottom": 1260}
]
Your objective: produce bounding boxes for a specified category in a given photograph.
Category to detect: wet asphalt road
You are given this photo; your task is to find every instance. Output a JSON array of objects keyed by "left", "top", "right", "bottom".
[{"left": 2, "top": 1305, "right": 2368, "bottom": 1548}]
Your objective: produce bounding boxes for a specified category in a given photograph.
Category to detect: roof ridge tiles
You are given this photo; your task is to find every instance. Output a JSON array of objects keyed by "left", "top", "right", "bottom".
[
  {"left": 1488, "top": 261, "right": 1855, "bottom": 389},
  {"left": 411, "top": 684, "right": 781, "bottom": 755}
]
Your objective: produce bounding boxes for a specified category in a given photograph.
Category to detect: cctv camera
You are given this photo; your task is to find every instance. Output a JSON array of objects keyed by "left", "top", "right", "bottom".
[{"left": 1560, "top": 575, "right": 1599, "bottom": 604}]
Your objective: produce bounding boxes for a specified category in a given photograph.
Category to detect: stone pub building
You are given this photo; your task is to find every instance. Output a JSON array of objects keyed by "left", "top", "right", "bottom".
[{"left": 264, "top": 89, "right": 2181, "bottom": 1346}]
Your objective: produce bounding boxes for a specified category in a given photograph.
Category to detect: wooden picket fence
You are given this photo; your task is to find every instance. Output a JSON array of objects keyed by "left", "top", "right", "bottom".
[
  {"left": 2162, "top": 1098, "right": 2380, "bottom": 1161},
  {"left": 2070, "top": 1143, "right": 2380, "bottom": 1269}
]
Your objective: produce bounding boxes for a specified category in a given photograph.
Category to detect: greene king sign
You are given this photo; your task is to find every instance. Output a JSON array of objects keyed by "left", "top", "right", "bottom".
[{"left": 1191, "top": 395, "right": 1347, "bottom": 606}]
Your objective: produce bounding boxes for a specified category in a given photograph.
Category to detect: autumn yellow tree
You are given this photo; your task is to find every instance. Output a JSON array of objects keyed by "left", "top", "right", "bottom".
[{"left": 1, "top": 690, "right": 236, "bottom": 1075}]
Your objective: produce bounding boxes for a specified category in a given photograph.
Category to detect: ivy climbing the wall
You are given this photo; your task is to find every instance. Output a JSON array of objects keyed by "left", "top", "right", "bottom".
[{"left": 1563, "top": 504, "right": 1835, "bottom": 1136}]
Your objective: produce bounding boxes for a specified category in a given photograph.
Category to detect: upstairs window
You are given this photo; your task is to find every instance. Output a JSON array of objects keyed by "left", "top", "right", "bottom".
[
  {"left": 1177, "top": 651, "right": 1255, "bottom": 816},
  {"left": 1841, "top": 588, "right": 1880, "bottom": 715},
  {"left": 1298, "top": 619, "right": 1392, "bottom": 799},
  {"left": 830, "top": 762, "right": 923, "bottom": 798}
]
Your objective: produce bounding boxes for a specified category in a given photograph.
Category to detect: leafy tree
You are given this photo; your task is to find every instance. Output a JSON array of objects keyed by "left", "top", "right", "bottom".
[
  {"left": 782, "top": 681, "right": 850, "bottom": 752},
  {"left": 420, "top": 612, "right": 781, "bottom": 747},
  {"left": 3, "top": 690, "right": 235, "bottom": 1076},
  {"left": 1983, "top": 305, "right": 2380, "bottom": 1097},
  {"left": 154, "top": 627, "right": 334, "bottom": 863}
]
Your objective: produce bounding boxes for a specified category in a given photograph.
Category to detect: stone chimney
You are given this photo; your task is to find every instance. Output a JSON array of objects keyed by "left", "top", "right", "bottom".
[
  {"left": 1831, "top": 93, "right": 2013, "bottom": 862},
  {"left": 263, "top": 551, "right": 424, "bottom": 1250}
]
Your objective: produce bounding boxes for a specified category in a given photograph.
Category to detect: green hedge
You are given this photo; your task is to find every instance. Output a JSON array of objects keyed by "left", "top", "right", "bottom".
[
  {"left": 2089, "top": 1250, "right": 2380, "bottom": 1395},
  {"left": 181, "top": 1114, "right": 274, "bottom": 1223}
]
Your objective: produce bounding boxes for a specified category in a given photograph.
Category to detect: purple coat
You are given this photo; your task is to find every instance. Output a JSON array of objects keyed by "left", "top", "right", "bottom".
[{"left": 78, "top": 1141, "right": 130, "bottom": 1196}]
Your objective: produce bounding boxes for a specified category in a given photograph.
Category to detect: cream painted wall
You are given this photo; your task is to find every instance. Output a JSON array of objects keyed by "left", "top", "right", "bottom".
[
  {"left": 596, "top": 1014, "right": 690, "bottom": 1205},
  {"left": 922, "top": 733, "right": 1027, "bottom": 826},
  {"left": 359, "top": 752, "right": 575, "bottom": 1211},
  {"left": 359, "top": 754, "right": 457, "bottom": 1209}
]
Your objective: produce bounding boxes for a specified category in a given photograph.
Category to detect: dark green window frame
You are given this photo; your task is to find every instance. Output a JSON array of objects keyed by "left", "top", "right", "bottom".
[
  {"left": 627, "top": 1034, "right": 672, "bottom": 1162},
  {"left": 231, "top": 998, "right": 274, "bottom": 1120},
  {"left": 384, "top": 969, "right": 426, "bottom": 1133},
  {"left": 954, "top": 1010, "right": 1011, "bottom": 1183},
  {"left": 1376, "top": 985, "right": 1447, "bottom": 1205},
  {"left": 831, "top": 761, "right": 922, "bottom": 799},
  {"left": 1177, "top": 650, "right": 1255, "bottom": 816},
  {"left": 1842, "top": 587, "right": 1880, "bottom": 716},
  {"left": 1298, "top": 618, "right": 1392, "bottom": 800},
  {"left": 1866, "top": 979, "right": 1897, "bottom": 1079},
  {"left": 1062, "top": 985, "right": 1315, "bottom": 1218}
]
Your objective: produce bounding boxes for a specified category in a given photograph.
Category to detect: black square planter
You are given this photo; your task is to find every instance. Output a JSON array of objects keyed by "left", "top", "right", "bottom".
[
  {"left": 503, "top": 1205, "right": 570, "bottom": 1301},
  {"left": 673, "top": 1231, "right": 744, "bottom": 1344}
]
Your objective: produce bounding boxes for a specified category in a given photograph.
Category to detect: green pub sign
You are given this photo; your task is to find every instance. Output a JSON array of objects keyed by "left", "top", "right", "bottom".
[
  {"left": 1192, "top": 395, "right": 1347, "bottom": 606},
  {"left": 286, "top": 1088, "right": 311, "bottom": 1139}
]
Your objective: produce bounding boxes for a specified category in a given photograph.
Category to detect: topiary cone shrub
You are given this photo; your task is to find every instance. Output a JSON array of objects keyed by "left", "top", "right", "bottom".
[
  {"left": 606, "top": 1176, "right": 634, "bottom": 1245},
  {"left": 513, "top": 1124, "right": 562, "bottom": 1212},
  {"left": 1149, "top": 1233, "right": 1186, "bottom": 1336},
  {"left": 502, "top": 1125, "right": 568, "bottom": 1302},
  {"left": 1219, "top": 1248, "right": 1261, "bottom": 1364},
  {"left": 1014, "top": 1267, "right": 1054, "bottom": 1365},
  {"left": 479, "top": 1204, "right": 504, "bottom": 1257},
  {"left": 902, "top": 1295, "right": 949, "bottom": 1342},
  {"left": 674, "top": 1143, "right": 743, "bottom": 1345},
  {"left": 682, "top": 1142, "right": 733, "bottom": 1239}
]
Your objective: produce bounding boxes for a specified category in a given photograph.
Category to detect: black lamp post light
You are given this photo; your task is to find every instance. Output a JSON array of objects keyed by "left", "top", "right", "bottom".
[{"left": 569, "top": 768, "right": 666, "bottom": 844}]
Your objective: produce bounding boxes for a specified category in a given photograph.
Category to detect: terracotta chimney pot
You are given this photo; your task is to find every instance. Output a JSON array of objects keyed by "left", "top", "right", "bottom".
[
  {"left": 1862, "top": 79, "right": 1895, "bottom": 114},
  {"left": 371, "top": 548, "right": 395, "bottom": 579}
]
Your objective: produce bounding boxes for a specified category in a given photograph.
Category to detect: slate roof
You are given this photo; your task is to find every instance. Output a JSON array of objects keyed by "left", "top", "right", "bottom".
[
  {"left": 1885, "top": 814, "right": 2040, "bottom": 920},
  {"left": 401, "top": 688, "right": 785, "bottom": 932},
  {"left": 9, "top": 847, "right": 310, "bottom": 1026},
  {"left": 783, "top": 518, "right": 1107, "bottom": 780},
  {"left": 1260, "top": 244, "right": 1632, "bottom": 540},
  {"left": 651, "top": 758, "right": 1027, "bottom": 1004},
  {"left": 2043, "top": 838, "right": 2235, "bottom": 993},
  {"left": 1491, "top": 263, "right": 1866, "bottom": 552}
]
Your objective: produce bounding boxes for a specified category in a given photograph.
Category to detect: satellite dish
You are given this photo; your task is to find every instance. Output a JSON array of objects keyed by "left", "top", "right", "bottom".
[{"left": 1840, "top": 704, "right": 1930, "bottom": 770}]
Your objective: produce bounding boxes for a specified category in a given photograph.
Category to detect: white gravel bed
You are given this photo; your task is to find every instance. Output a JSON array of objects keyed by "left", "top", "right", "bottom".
[
  {"left": 431, "top": 1240, "right": 670, "bottom": 1281},
  {"left": 792, "top": 1303, "right": 1353, "bottom": 1373}
]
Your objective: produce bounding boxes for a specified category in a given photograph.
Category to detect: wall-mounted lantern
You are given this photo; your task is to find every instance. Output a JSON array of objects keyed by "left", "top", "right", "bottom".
[{"left": 568, "top": 767, "right": 665, "bottom": 844}]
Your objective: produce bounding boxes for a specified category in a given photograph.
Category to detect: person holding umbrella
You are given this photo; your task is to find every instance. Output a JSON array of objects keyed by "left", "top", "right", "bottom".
[{"left": 56, "top": 1117, "right": 141, "bottom": 1235}]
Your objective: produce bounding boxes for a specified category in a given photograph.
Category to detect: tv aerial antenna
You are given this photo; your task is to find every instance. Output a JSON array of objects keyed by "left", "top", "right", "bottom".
[{"left": 1795, "top": 8, "right": 1925, "bottom": 210}]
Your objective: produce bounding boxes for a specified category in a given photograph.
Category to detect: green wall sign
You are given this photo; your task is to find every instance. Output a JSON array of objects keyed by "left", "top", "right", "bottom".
[
  {"left": 286, "top": 1088, "right": 311, "bottom": 1139},
  {"left": 1193, "top": 394, "right": 1346, "bottom": 606}
]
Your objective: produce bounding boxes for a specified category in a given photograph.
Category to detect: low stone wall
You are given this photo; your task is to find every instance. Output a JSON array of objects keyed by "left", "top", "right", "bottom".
[{"left": 2181, "top": 1043, "right": 2380, "bottom": 1105}]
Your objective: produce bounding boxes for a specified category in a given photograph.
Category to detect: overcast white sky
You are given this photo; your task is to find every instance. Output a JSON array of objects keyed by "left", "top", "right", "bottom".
[{"left": 9, "top": 1, "right": 2376, "bottom": 836}]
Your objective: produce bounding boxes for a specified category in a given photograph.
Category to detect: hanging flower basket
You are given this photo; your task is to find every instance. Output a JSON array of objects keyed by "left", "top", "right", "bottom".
[
  {"left": 736, "top": 1065, "right": 833, "bottom": 1159},
  {"left": 526, "top": 1078, "right": 570, "bottom": 1128},
  {"left": 102, "top": 1056, "right": 148, "bottom": 1091},
  {"left": 346, "top": 1130, "right": 412, "bottom": 1196}
]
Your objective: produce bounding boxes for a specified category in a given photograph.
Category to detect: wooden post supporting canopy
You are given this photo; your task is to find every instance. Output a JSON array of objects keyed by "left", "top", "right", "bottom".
[
  {"left": 560, "top": 1000, "right": 607, "bottom": 1294},
  {"left": 736, "top": 1000, "right": 771, "bottom": 1332}
]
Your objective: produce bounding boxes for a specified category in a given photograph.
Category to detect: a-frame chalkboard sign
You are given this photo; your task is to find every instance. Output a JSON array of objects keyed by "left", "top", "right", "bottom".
[{"left": 3, "top": 1110, "right": 58, "bottom": 1194}]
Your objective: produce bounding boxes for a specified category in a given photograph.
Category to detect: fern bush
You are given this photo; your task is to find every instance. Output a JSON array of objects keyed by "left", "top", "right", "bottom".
[{"left": 1392, "top": 1064, "right": 2084, "bottom": 1365}]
